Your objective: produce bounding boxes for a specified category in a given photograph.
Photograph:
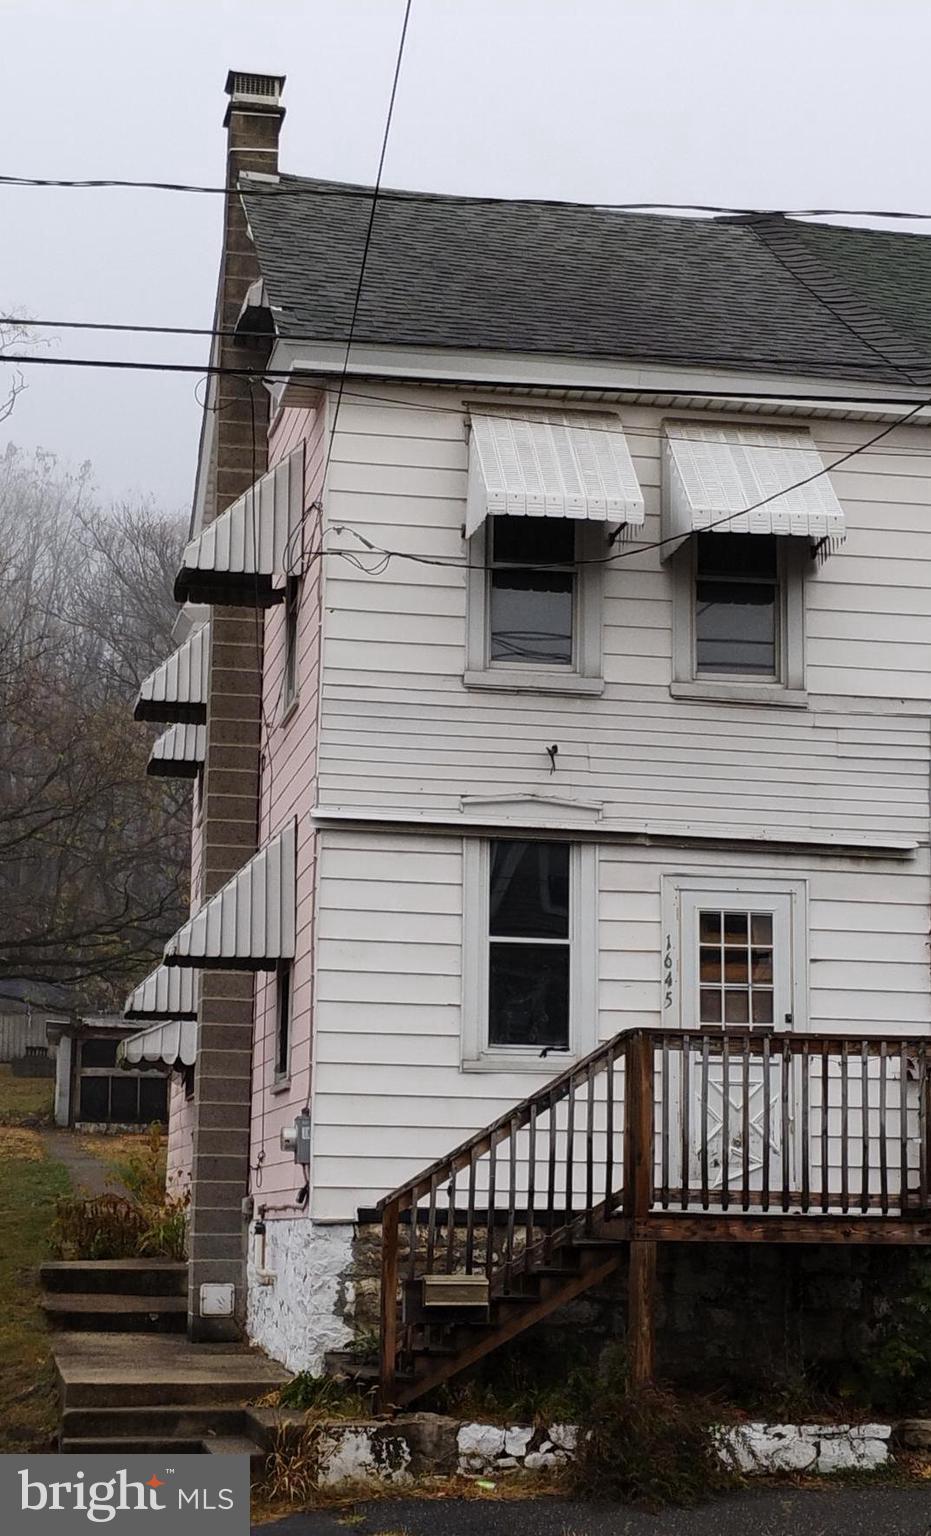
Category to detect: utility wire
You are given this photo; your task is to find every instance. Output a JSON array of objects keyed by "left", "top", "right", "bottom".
[
  {"left": 3, "top": 174, "right": 931, "bottom": 222},
  {"left": 2, "top": 314, "right": 922, "bottom": 383},
  {"left": 3, "top": 351, "right": 930, "bottom": 411}
]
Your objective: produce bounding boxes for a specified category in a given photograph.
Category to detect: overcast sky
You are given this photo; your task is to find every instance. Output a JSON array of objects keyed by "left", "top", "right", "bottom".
[{"left": 3, "top": 0, "right": 930, "bottom": 513}]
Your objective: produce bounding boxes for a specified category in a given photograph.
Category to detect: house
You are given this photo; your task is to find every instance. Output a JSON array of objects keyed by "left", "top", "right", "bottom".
[{"left": 123, "top": 71, "right": 931, "bottom": 1400}]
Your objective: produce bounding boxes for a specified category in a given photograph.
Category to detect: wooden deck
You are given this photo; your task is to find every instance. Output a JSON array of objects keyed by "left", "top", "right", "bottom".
[{"left": 376, "top": 1027, "right": 931, "bottom": 1407}]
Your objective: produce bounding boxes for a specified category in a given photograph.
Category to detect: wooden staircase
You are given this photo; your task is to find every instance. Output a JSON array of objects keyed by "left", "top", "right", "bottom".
[{"left": 375, "top": 1026, "right": 931, "bottom": 1409}]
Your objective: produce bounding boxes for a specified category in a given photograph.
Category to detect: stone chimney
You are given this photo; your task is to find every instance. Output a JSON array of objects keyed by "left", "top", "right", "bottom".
[{"left": 187, "top": 71, "right": 285, "bottom": 1343}]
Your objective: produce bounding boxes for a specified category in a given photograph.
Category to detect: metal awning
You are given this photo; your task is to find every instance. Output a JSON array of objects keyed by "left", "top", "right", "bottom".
[
  {"left": 465, "top": 410, "right": 645, "bottom": 539},
  {"left": 174, "top": 443, "right": 305, "bottom": 606},
  {"left": 147, "top": 723, "right": 206, "bottom": 779},
  {"left": 134, "top": 622, "right": 210, "bottom": 724},
  {"left": 124, "top": 963, "right": 198, "bottom": 1021},
  {"left": 118, "top": 1019, "right": 197, "bottom": 1070},
  {"left": 163, "top": 818, "right": 296, "bottom": 971},
  {"left": 661, "top": 422, "right": 847, "bottom": 558}
]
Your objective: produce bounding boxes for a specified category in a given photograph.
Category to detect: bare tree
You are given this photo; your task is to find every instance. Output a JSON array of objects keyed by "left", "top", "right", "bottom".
[
  {"left": 0, "top": 445, "right": 190, "bottom": 1008},
  {"left": 0, "top": 317, "right": 35, "bottom": 425}
]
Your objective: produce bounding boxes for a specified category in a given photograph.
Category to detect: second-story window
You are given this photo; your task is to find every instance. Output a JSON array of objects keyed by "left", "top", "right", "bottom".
[
  {"left": 275, "top": 961, "right": 292, "bottom": 1082},
  {"left": 283, "top": 575, "right": 300, "bottom": 710},
  {"left": 695, "top": 534, "right": 779, "bottom": 678},
  {"left": 488, "top": 518, "right": 575, "bottom": 667}
]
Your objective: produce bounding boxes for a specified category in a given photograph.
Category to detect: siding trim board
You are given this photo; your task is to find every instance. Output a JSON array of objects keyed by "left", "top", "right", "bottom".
[{"left": 309, "top": 807, "right": 918, "bottom": 859}]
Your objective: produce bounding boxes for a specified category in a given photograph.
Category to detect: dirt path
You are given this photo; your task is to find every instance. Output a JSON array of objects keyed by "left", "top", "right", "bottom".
[{"left": 40, "top": 1130, "right": 128, "bottom": 1197}]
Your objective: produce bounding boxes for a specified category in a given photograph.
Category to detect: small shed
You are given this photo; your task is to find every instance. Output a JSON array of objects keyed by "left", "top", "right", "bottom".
[{"left": 46, "top": 1014, "right": 169, "bottom": 1129}]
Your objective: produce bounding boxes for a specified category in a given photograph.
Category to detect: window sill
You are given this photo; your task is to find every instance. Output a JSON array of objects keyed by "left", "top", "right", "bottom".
[
  {"left": 461, "top": 1052, "right": 576, "bottom": 1074},
  {"left": 670, "top": 680, "right": 809, "bottom": 709},
  {"left": 464, "top": 669, "right": 604, "bottom": 697},
  {"left": 280, "top": 693, "right": 300, "bottom": 727},
  {"left": 270, "top": 1075, "right": 292, "bottom": 1095}
]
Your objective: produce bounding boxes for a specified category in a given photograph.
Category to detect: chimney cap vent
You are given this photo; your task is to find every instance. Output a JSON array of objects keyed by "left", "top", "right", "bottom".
[{"left": 225, "top": 70, "right": 286, "bottom": 106}]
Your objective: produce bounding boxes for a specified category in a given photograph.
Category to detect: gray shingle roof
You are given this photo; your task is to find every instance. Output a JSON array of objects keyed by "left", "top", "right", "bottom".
[{"left": 241, "top": 176, "right": 931, "bottom": 385}]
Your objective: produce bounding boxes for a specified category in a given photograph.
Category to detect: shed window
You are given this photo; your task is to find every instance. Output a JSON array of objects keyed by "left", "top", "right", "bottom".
[{"left": 81, "top": 1038, "right": 120, "bottom": 1069}]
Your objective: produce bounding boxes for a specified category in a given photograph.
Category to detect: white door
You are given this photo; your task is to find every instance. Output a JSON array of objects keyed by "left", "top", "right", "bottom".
[{"left": 679, "top": 890, "right": 797, "bottom": 1196}]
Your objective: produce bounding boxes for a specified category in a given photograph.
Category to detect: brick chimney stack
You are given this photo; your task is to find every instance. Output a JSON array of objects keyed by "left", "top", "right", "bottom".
[{"left": 188, "top": 71, "right": 285, "bottom": 1343}]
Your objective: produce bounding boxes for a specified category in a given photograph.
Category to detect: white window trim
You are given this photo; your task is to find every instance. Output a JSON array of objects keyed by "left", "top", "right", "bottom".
[
  {"left": 464, "top": 520, "right": 605, "bottom": 695},
  {"left": 462, "top": 837, "right": 597, "bottom": 1073},
  {"left": 670, "top": 537, "right": 808, "bottom": 707},
  {"left": 660, "top": 874, "right": 809, "bottom": 1034}
]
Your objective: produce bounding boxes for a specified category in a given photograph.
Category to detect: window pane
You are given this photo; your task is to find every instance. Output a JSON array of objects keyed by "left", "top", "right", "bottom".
[
  {"left": 489, "top": 941, "right": 569, "bottom": 1048},
  {"left": 82, "top": 1039, "right": 119, "bottom": 1068},
  {"left": 79, "top": 1076, "right": 109, "bottom": 1122},
  {"left": 696, "top": 580, "right": 776, "bottom": 675},
  {"left": 493, "top": 517, "right": 576, "bottom": 566},
  {"left": 139, "top": 1075, "right": 169, "bottom": 1123},
  {"left": 752, "top": 990, "right": 774, "bottom": 1024},
  {"left": 723, "top": 912, "right": 748, "bottom": 944},
  {"left": 699, "top": 911, "right": 721, "bottom": 943},
  {"left": 751, "top": 949, "right": 773, "bottom": 984},
  {"left": 490, "top": 571, "right": 573, "bottom": 664},
  {"left": 724, "top": 947, "right": 749, "bottom": 983},
  {"left": 750, "top": 913, "right": 773, "bottom": 945},
  {"left": 490, "top": 841, "right": 569, "bottom": 939},
  {"left": 724, "top": 989, "right": 750, "bottom": 1024},
  {"left": 699, "top": 946, "right": 721, "bottom": 982},
  {"left": 277, "top": 965, "right": 291, "bottom": 1078},
  {"left": 700, "top": 987, "right": 722, "bottom": 1024}
]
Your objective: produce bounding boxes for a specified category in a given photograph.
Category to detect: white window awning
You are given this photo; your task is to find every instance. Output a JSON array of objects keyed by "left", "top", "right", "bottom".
[
  {"left": 466, "top": 410, "right": 645, "bottom": 539},
  {"left": 118, "top": 1019, "right": 197, "bottom": 1070},
  {"left": 134, "top": 622, "right": 210, "bottom": 724},
  {"left": 661, "top": 422, "right": 847, "bottom": 559},
  {"left": 163, "top": 818, "right": 296, "bottom": 971},
  {"left": 147, "top": 723, "right": 206, "bottom": 780},
  {"left": 124, "top": 963, "right": 198, "bottom": 1021},
  {"left": 174, "top": 443, "right": 305, "bottom": 606}
]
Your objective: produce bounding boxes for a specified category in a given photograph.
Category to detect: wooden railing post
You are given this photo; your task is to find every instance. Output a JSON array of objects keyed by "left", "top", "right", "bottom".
[
  {"left": 623, "top": 1031, "right": 657, "bottom": 1388},
  {"left": 379, "top": 1198, "right": 400, "bottom": 1411}
]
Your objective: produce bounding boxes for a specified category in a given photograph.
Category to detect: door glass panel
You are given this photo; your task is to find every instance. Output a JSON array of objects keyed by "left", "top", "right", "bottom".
[{"left": 697, "top": 908, "right": 775, "bottom": 1029}]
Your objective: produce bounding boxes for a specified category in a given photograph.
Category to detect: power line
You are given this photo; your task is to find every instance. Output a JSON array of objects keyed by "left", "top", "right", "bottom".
[
  {"left": 4, "top": 352, "right": 931, "bottom": 412},
  {"left": 3, "top": 174, "right": 931, "bottom": 223},
  {"left": 4, "top": 314, "right": 926, "bottom": 383}
]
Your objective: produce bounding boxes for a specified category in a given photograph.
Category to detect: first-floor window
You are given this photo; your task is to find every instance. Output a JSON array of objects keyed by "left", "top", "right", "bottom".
[
  {"left": 463, "top": 836, "right": 596, "bottom": 1068},
  {"left": 276, "top": 961, "right": 292, "bottom": 1081},
  {"left": 489, "top": 840, "right": 571, "bottom": 1050}
]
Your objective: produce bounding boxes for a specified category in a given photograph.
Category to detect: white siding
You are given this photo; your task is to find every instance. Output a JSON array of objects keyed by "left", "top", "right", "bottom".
[
  {"left": 316, "top": 390, "right": 931, "bottom": 842},
  {"left": 310, "top": 828, "right": 931, "bottom": 1220}
]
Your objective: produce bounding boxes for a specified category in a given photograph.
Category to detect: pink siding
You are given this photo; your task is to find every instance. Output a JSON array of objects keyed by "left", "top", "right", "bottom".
[{"left": 249, "top": 391, "right": 326, "bottom": 1209}]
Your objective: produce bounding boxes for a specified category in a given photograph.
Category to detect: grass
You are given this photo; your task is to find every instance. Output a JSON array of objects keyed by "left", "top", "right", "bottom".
[
  {"left": 0, "top": 1064, "right": 53, "bottom": 1126},
  {"left": 0, "top": 1125, "right": 71, "bottom": 1450}
]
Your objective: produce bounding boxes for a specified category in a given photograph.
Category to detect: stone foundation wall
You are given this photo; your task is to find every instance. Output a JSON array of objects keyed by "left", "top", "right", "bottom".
[{"left": 248, "top": 1217, "right": 919, "bottom": 1399}]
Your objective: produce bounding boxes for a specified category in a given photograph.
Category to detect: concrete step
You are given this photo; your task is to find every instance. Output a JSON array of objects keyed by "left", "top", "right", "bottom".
[
  {"left": 62, "top": 1405, "right": 247, "bottom": 1439},
  {"left": 41, "top": 1261, "right": 188, "bottom": 1297},
  {"left": 61, "top": 1438, "right": 204, "bottom": 1455},
  {"left": 55, "top": 1331, "right": 289, "bottom": 1410},
  {"left": 42, "top": 1294, "right": 187, "bottom": 1333},
  {"left": 202, "top": 1435, "right": 267, "bottom": 1476}
]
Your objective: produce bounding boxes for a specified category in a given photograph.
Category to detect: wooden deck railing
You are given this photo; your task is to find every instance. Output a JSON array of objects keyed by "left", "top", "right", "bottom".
[{"left": 377, "top": 1028, "right": 931, "bottom": 1401}]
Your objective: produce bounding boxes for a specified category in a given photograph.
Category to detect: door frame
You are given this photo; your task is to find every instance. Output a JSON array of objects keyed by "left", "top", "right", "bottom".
[{"left": 660, "top": 874, "right": 810, "bottom": 1036}]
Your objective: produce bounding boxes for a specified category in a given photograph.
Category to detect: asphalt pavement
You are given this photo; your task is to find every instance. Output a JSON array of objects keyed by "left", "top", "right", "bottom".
[{"left": 259, "top": 1486, "right": 931, "bottom": 1536}]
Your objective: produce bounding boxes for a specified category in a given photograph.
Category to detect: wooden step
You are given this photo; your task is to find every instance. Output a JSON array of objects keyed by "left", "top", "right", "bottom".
[{"left": 41, "top": 1261, "right": 187, "bottom": 1297}]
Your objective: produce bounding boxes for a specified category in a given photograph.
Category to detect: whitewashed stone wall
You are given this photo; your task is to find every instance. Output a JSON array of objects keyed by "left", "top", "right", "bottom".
[{"left": 247, "top": 1217, "right": 353, "bottom": 1373}]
